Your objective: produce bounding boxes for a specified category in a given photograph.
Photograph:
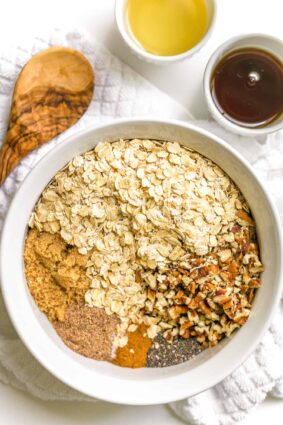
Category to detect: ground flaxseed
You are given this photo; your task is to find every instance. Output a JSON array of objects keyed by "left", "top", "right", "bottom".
[{"left": 53, "top": 303, "right": 118, "bottom": 361}]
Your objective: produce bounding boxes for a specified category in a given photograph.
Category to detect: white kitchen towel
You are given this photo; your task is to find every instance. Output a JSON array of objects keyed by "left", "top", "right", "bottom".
[{"left": 0, "top": 28, "right": 282, "bottom": 424}]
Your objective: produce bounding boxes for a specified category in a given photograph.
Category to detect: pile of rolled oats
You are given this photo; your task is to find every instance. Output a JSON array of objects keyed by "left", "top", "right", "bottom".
[{"left": 30, "top": 139, "right": 263, "bottom": 347}]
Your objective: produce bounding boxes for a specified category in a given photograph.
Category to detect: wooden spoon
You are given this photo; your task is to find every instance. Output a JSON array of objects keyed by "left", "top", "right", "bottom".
[{"left": 0, "top": 46, "right": 94, "bottom": 185}]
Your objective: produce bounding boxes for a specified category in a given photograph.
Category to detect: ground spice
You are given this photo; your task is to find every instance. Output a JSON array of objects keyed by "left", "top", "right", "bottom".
[
  {"left": 146, "top": 335, "right": 203, "bottom": 368},
  {"left": 24, "top": 229, "right": 91, "bottom": 321},
  {"left": 112, "top": 324, "right": 152, "bottom": 368},
  {"left": 53, "top": 303, "right": 118, "bottom": 361}
]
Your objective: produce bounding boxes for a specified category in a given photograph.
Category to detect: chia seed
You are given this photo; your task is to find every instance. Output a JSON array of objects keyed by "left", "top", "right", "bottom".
[{"left": 146, "top": 335, "right": 203, "bottom": 368}]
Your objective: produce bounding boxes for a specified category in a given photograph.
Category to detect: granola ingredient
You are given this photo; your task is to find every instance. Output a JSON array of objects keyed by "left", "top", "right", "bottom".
[
  {"left": 24, "top": 229, "right": 91, "bottom": 321},
  {"left": 147, "top": 335, "right": 203, "bottom": 368},
  {"left": 53, "top": 303, "right": 118, "bottom": 361},
  {"left": 143, "top": 223, "right": 263, "bottom": 347},
  {"left": 211, "top": 47, "right": 283, "bottom": 127},
  {"left": 112, "top": 324, "right": 152, "bottom": 368},
  {"left": 127, "top": 0, "right": 208, "bottom": 56},
  {"left": 29, "top": 139, "right": 263, "bottom": 348}
]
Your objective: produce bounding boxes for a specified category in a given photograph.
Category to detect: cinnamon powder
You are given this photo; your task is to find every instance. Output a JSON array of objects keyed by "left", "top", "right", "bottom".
[{"left": 112, "top": 324, "right": 152, "bottom": 368}]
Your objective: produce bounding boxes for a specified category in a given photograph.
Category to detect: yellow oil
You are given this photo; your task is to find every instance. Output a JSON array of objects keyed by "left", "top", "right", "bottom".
[{"left": 127, "top": 0, "right": 208, "bottom": 56}]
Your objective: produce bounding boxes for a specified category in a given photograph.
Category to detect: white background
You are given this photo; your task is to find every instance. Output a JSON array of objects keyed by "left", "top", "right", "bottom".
[{"left": 0, "top": 0, "right": 283, "bottom": 424}]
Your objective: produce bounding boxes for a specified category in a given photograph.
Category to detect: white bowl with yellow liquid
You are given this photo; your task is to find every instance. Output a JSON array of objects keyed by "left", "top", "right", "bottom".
[{"left": 115, "top": 0, "right": 216, "bottom": 64}]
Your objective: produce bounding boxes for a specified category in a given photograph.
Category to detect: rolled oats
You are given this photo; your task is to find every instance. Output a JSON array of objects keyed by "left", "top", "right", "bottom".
[{"left": 30, "top": 139, "right": 263, "bottom": 347}]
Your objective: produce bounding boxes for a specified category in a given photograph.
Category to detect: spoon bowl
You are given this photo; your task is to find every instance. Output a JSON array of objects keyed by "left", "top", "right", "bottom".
[{"left": 0, "top": 46, "right": 94, "bottom": 184}]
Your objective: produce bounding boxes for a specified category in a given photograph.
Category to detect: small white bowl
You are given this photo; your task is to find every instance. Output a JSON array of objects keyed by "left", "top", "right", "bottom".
[
  {"left": 115, "top": 0, "right": 216, "bottom": 64},
  {"left": 1, "top": 118, "right": 282, "bottom": 404},
  {"left": 204, "top": 34, "right": 283, "bottom": 137}
]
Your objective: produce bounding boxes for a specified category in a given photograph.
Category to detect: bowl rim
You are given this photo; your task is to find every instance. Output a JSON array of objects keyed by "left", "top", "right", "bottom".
[
  {"left": 115, "top": 0, "right": 217, "bottom": 63},
  {"left": 203, "top": 33, "right": 283, "bottom": 136},
  {"left": 1, "top": 118, "right": 282, "bottom": 405}
]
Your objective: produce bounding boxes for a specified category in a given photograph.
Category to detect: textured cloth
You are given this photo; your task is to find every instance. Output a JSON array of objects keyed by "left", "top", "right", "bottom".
[{"left": 0, "top": 28, "right": 282, "bottom": 424}]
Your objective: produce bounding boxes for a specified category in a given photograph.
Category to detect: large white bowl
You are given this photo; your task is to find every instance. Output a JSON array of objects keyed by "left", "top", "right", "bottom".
[{"left": 1, "top": 119, "right": 282, "bottom": 405}]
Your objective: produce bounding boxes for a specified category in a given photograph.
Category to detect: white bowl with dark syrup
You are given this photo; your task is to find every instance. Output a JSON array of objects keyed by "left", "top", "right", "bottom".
[{"left": 204, "top": 34, "right": 283, "bottom": 137}]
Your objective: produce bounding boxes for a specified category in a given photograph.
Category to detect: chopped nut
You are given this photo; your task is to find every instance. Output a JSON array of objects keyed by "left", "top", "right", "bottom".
[{"left": 236, "top": 210, "right": 255, "bottom": 226}]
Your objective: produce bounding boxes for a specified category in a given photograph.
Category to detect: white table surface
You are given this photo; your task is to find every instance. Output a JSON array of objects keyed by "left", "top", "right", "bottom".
[{"left": 0, "top": 0, "right": 282, "bottom": 423}]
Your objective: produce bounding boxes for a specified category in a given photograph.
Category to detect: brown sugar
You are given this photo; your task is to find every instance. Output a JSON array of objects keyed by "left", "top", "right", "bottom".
[
  {"left": 112, "top": 324, "right": 153, "bottom": 368},
  {"left": 24, "top": 229, "right": 91, "bottom": 321},
  {"left": 53, "top": 303, "right": 118, "bottom": 361}
]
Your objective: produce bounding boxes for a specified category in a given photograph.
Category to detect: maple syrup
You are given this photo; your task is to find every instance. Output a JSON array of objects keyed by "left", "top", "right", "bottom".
[{"left": 211, "top": 48, "right": 283, "bottom": 128}]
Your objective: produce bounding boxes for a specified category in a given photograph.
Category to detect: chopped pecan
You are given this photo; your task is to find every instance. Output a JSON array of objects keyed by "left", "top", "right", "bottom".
[{"left": 236, "top": 210, "right": 255, "bottom": 226}]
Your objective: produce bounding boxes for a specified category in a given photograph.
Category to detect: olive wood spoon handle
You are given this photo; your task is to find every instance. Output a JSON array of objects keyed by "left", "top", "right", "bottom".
[{"left": 0, "top": 46, "right": 95, "bottom": 185}]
